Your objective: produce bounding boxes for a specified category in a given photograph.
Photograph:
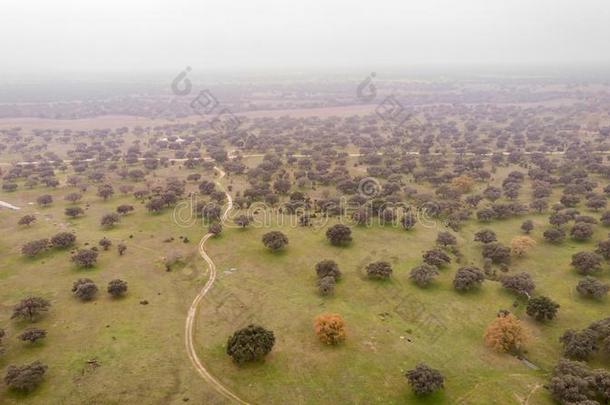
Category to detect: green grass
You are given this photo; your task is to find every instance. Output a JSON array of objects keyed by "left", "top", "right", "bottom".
[
  {"left": 0, "top": 176, "right": 224, "bottom": 404},
  {"left": 1, "top": 153, "right": 610, "bottom": 404},
  {"left": 196, "top": 212, "right": 609, "bottom": 405}
]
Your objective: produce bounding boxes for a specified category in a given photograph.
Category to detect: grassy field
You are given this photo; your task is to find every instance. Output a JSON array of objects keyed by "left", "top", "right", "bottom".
[
  {"left": 194, "top": 208, "right": 609, "bottom": 405},
  {"left": 2, "top": 153, "right": 609, "bottom": 404},
  {"left": 0, "top": 173, "right": 229, "bottom": 404},
  {"left": 1, "top": 110, "right": 610, "bottom": 404}
]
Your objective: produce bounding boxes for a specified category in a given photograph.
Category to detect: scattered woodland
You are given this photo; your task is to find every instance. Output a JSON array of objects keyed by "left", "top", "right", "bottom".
[{"left": 1, "top": 76, "right": 610, "bottom": 404}]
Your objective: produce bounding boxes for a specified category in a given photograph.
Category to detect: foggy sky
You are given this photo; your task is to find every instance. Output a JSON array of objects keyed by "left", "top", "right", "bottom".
[{"left": 1, "top": 0, "right": 609, "bottom": 74}]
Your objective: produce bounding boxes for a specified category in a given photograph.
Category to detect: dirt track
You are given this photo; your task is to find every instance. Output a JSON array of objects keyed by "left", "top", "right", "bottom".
[
  {"left": 0, "top": 200, "right": 20, "bottom": 210},
  {"left": 183, "top": 167, "right": 249, "bottom": 404}
]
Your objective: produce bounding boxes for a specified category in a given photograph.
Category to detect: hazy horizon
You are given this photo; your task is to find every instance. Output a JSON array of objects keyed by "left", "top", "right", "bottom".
[{"left": 2, "top": 0, "right": 609, "bottom": 75}]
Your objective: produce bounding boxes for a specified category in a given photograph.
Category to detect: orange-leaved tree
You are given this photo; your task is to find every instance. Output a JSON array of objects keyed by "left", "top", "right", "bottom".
[
  {"left": 451, "top": 175, "right": 475, "bottom": 194},
  {"left": 484, "top": 312, "right": 527, "bottom": 353},
  {"left": 314, "top": 313, "right": 346, "bottom": 345},
  {"left": 510, "top": 235, "right": 536, "bottom": 257}
]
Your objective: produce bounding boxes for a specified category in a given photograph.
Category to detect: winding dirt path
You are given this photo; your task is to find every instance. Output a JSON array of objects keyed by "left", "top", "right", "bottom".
[
  {"left": 0, "top": 200, "right": 21, "bottom": 210},
  {"left": 184, "top": 167, "right": 250, "bottom": 405}
]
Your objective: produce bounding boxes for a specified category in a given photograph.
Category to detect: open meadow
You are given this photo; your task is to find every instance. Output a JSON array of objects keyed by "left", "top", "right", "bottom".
[{"left": 1, "top": 74, "right": 610, "bottom": 405}]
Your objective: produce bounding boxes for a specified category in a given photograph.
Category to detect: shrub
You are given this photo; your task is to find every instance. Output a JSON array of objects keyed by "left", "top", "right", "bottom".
[
  {"left": 366, "top": 261, "right": 392, "bottom": 279},
  {"left": 107, "top": 279, "right": 128, "bottom": 297},
  {"left": 201, "top": 203, "right": 221, "bottom": 222},
  {"left": 314, "top": 313, "right": 346, "bottom": 345},
  {"left": 560, "top": 329, "right": 598, "bottom": 361},
  {"left": 548, "top": 359, "right": 609, "bottom": 404},
  {"left": 560, "top": 194, "right": 580, "bottom": 207},
  {"left": 401, "top": 213, "right": 416, "bottom": 230},
  {"left": 72, "top": 278, "right": 98, "bottom": 301},
  {"left": 500, "top": 272, "right": 536, "bottom": 297},
  {"left": 317, "top": 276, "right": 336, "bottom": 296},
  {"left": 71, "top": 249, "right": 98, "bottom": 268},
  {"left": 474, "top": 229, "right": 497, "bottom": 244},
  {"left": 543, "top": 227, "right": 566, "bottom": 244},
  {"left": 576, "top": 277, "right": 609, "bottom": 299},
  {"left": 298, "top": 214, "right": 311, "bottom": 227},
  {"left": 119, "top": 184, "right": 134, "bottom": 194},
  {"left": 36, "top": 195, "right": 53, "bottom": 206},
  {"left": 351, "top": 206, "right": 370, "bottom": 225},
  {"left": 262, "top": 231, "right": 288, "bottom": 251},
  {"left": 571, "top": 252, "right": 602, "bottom": 275},
  {"left": 476, "top": 207, "right": 495, "bottom": 221},
  {"left": 116, "top": 204, "right": 134, "bottom": 215},
  {"left": 50, "top": 232, "right": 76, "bottom": 248},
  {"left": 465, "top": 194, "right": 483, "bottom": 208},
  {"left": 436, "top": 231, "right": 457, "bottom": 247},
  {"left": 315, "top": 260, "right": 341, "bottom": 280},
  {"left": 199, "top": 180, "right": 216, "bottom": 195},
  {"left": 226, "top": 324, "right": 275, "bottom": 364},
  {"left": 234, "top": 215, "right": 252, "bottom": 228},
  {"left": 549, "top": 212, "right": 569, "bottom": 227},
  {"left": 146, "top": 197, "right": 165, "bottom": 212},
  {"left": 521, "top": 220, "right": 534, "bottom": 234},
  {"left": 97, "top": 184, "right": 114, "bottom": 200},
  {"left": 99, "top": 237, "right": 112, "bottom": 250},
  {"left": 325, "top": 224, "right": 352, "bottom": 246},
  {"left": 18, "top": 328, "right": 47, "bottom": 343},
  {"left": 21, "top": 239, "right": 49, "bottom": 257},
  {"left": 208, "top": 223, "right": 222, "bottom": 236},
  {"left": 64, "top": 192, "right": 82, "bottom": 203},
  {"left": 571, "top": 223, "right": 594, "bottom": 241},
  {"left": 405, "top": 363, "right": 444, "bottom": 395},
  {"left": 65, "top": 206, "right": 84, "bottom": 217},
  {"left": 587, "top": 196, "right": 607, "bottom": 211},
  {"left": 409, "top": 264, "right": 439, "bottom": 287},
  {"left": 2, "top": 183, "right": 18, "bottom": 192},
  {"left": 602, "top": 211, "right": 610, "bottom": 226},
  {"left": 483, "top": 186, "right": 502, "bottom": 201},
  {"left": 422, "top": 248, "right": 451, "bottom": 267},
  {"left": 453, "top": 266, "right": 485, "bottom": 291},
  {"left": 575, "top": 215, "right": 598, "bottom": 224},
  {"left": 482, "top": 242, "right": 511, "bottom": 264},
  {"left": 526, "top": 296, "right": 560, "bottom": 321},
  {"left": 18, "top": 215, "right": 36, "bottom": 226},
  {"left": 3, "top": 361, "right": 47, "bottom": 391},
  {"left": 11, "top": 297, "right": 51, "bottom": 321},
  {"left": 595, "top": 239, "right": 610, "bottom": 260},
  {"left": 100, "top": 212, "right": 120, "bottom": 228}
]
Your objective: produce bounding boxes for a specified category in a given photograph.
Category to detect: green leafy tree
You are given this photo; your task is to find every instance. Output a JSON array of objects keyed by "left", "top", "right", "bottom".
[
  {"left": 405, "top": 363, "right": 444, "bottom": 395},
  {"left": 226, "top": 325, "right": 275, "bottom": 364}
]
